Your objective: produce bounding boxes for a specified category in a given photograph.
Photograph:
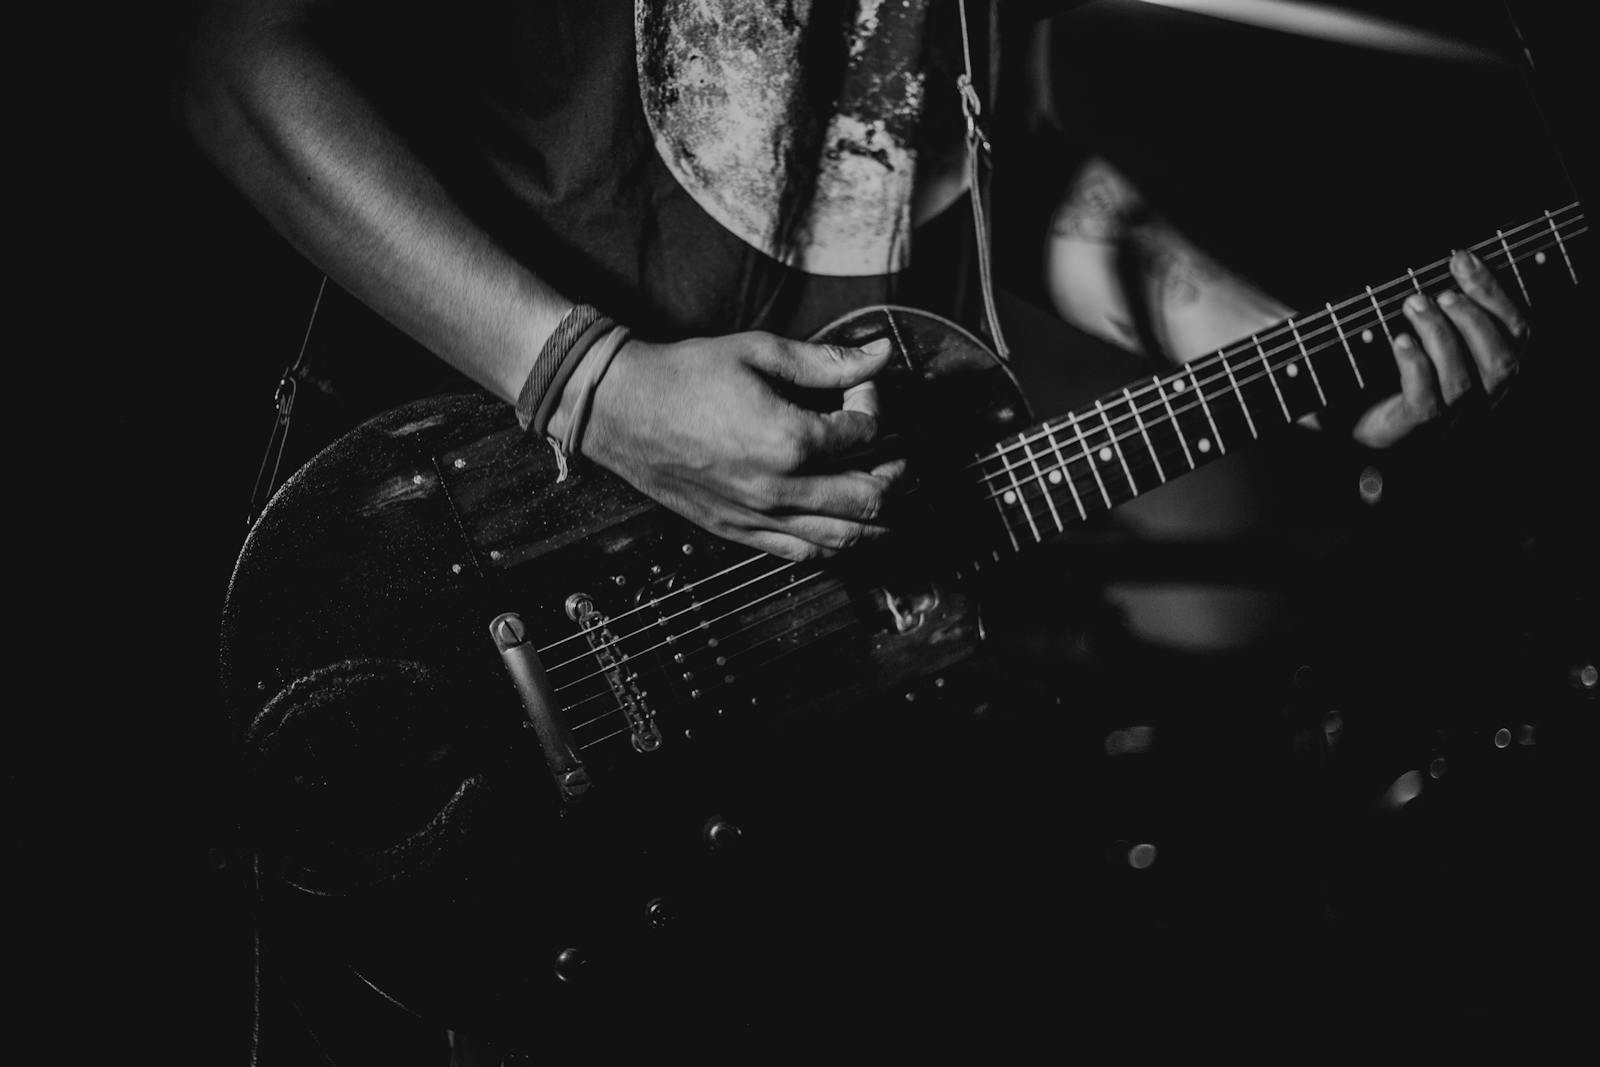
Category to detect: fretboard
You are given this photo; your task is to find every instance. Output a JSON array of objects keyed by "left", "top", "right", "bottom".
[{"left": 970, "top": 202, "right": 1586, "bottom": 554}]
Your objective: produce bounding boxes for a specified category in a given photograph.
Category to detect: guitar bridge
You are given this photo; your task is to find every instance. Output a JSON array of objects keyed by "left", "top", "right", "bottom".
[{"left": 566, "top": 593, "right": 664, "bottom": 753}]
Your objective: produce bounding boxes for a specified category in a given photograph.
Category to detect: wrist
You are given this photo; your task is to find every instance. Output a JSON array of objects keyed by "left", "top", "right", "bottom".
[
  {"left": 543, "top": 345, "right": 595, "bottom": 446},
  {"left": 547, "top": 327, "right": 633, "bottom": 460},
  {"left": 513, "top": 304, "right": 611, "bottom": 433}
]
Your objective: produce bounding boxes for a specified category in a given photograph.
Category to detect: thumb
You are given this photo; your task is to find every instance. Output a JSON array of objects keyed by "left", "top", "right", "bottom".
[{"left": 774, "top": 336, "right": 895, "bottom": 390}]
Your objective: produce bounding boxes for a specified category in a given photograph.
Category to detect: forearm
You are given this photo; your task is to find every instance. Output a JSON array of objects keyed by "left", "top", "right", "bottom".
[
  {"left": 182, "top": 0, "right": 569, "bottom": 403},
  {"left": 1044, "top": 156, "right": 1290, "bottom": 364}
]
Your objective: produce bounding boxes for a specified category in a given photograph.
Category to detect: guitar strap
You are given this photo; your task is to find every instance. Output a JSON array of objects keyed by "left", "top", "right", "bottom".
[
  {"left": 956, "top": 0, "right": 1012, "bottom": 362},
  {"left": 247, "top": 275, "right": 328, "bottom": 528}
]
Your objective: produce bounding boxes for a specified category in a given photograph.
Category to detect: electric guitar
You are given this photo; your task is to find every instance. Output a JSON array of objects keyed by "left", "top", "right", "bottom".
[{"left": 222, "top": 203, "right": 1583, "bottom": 1042}]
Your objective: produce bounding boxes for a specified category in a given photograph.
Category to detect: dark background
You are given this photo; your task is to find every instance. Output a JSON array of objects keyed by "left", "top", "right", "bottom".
[{"left": 40, "top": 1, "right": 1594, "bottom": 1060}]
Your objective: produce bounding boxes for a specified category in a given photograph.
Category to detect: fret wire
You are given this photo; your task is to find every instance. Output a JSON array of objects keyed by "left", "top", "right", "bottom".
[
  {"left": 1189, "top": 364, "right": 1225, "bottom": 455},
  {"left": 964, "top": 209, "right": 1584, "bottom": 487},
  {"left": 1219, "top": 350, "right": 1258, "bottom": 440},
  {"left": 1064, "top": 460, "right": 1110, "bottom": 522},
  {"left": 1156, "top": 377, "right": 1196, "bottom": 470},
  {"left": 1000, "top": 442, "right": 1040, "bottom": 543},
  {"left": 1407, "top": 267, "right": 1424, "bottom": 294},
  {"left": 1254, "top": 335, "right": 1292, "bottom": 421},
  {"left": 1326, "top": 301, "right": 1365, "bottom": 389},
  {"left": 1498, "top": 228, "right": 1532, "bottom": 305},
  {"left": 1066, "top": 410, "right": 1113, "bottom": 509},
  {"left": 1097, "top": 399, "right": 1138, "bottom": 495},
  {"left": 981, "top": 219, "right": 1587, "bottom": 510},
  {"left": 1020, "top": 435, "right": 1064, "bottom": 534},
  {"left": 1287, "top": 318, "right": 1327, "bottom": 407},
  {"left": 1125, "top": 386, "right": 1166, "bottom": 483},
  {"left": 987, "top": 450, "right": 1021, "bottom": 551},
  {"left": 1043, "top": 421, "right": 1088, "bottom": 520},
  {"left": 985, "top": 214, "right": 1581, "bottom": 514},
  {"left": 1366, "top": 285, "right": 1395, "bottom": 345},
  {"left": 1546, "top": 210, "right": 1579, "bottom": 285}
]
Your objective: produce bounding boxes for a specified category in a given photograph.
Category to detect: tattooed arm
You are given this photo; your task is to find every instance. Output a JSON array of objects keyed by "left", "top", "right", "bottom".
[
  {"left": 1042, "top": 156, "right": 1526, "bottom": 447},
  {"left": 1043, "top": 156, "right": 1290, "bottom": 365}
]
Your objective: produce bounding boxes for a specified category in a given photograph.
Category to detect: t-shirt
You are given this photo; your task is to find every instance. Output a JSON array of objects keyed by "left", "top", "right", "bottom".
[{"left": 396, "top": 0, "right": 981, "bottom": 342}]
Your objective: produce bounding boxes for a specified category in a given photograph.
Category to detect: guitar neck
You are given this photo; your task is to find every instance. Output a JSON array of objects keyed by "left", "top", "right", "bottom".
[{"left": 969, "top": 202, "right": 1587, "bottom": 555}]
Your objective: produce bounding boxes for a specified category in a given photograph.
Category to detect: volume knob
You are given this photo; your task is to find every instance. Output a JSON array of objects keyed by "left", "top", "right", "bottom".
[
  {"left": 703, "top": 817, "right": 744, "bottom": 851},
  {"left": 553, "top": 946, "right": 586, "bottom": 984}
]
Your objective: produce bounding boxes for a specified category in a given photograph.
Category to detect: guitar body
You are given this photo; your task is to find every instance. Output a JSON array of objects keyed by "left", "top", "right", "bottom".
[{"left": 222, "top": 306, "right": 1035, "bottom": 1042}]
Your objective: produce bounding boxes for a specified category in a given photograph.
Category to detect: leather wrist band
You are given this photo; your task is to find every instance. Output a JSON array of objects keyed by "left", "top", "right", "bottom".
[
  {"left": 531, "top": 315, "right": 615, "bottom": 437},
  {"left": 514, "top": 303, "right": 609, "bottom": 432}
]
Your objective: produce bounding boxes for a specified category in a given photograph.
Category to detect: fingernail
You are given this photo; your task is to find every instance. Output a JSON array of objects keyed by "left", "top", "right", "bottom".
[
  {"left": 1453, "top": 249, "right": 1481, "bottom": 274},
  {"left": 1405, "top": 293, "right": 1430, "bottom": 314},
  {"left": 861, "top": 338, "right": 893, "bottom": 357},
  {"left": 1394, "top": 333, "right": 1415, "bottom": 350},
  {"left": 1437, "top": 289, "right": 1460, "bottom": 307}
]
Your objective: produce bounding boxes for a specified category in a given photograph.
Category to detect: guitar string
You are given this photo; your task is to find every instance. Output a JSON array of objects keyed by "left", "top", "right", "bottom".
[
  {"left": 978, "top": 221, "right": 1588, "bottom": 527},
  {"left": 562, "top": 576, "right": 848, "bottom": 731},
  {"left": 977, "top": 244, "right": 1586, "bottom": 545},
  {"left": 969, "top": 206, "right": 1582, "bottom": 485},
  {"left": 552, "top": 568, "right": 829, "bottom": 695},
  {"left": 529, "top": 207, "right": 1580, "bottom": 668},
  {"left": 711, "top": 591, "right": 868, "bottom": 676},
  {"left": 652, "top": 577, "right": 858, "bottom": 690},
  {"left": 975, "top": 219, "right": 1586, "bottom": 511},
  {"left": 557, "top": 543, "right": 943, "bottom": 705},
  {"left": 967, "top": 204, "right": 1582, "bottom": 479},
  {"left": 541, "top": 210, "right": 1585, "bottom": 707},
  {"left": 560, "top": 566, "right": 832, "bottom": 739},
  {"left": 574, "top": 586, "right": 886, "bottom": 751},
  {"left": 535, "top": 550, "right": 792, "bottom": 663},
  {"left": 547, "top": 558, "right": 811, "bottom": 689},
  {"left": 590, "top": 599, "right": 868, "bottom": 745},
  {"left": 568, "top": 580, "right": 860, "bottom": 742},
  {"left": 971, "top": 206, "right": 1582, "bottom": 486},
  {"left": 981, "top": 222, "right": 1591, "bottom": 531}
]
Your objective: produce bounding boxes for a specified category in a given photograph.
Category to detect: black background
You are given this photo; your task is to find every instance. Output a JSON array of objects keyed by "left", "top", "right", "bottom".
[{"left": 33, "top": 1, "right": 1595, "bottom": 1060}]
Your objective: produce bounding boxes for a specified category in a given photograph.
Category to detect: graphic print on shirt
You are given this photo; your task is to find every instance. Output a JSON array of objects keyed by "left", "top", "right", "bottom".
[{"left": 636, "top": 0, "right": 933, "bottom": 278}]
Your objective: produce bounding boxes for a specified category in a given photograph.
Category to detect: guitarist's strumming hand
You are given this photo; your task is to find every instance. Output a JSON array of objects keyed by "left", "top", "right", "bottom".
[
  {"left": 548, "top": 331, "right": 908, "bottom": 562},
  {"left": 1351, "top": 248, "right": 1527, "bottom": 448}
]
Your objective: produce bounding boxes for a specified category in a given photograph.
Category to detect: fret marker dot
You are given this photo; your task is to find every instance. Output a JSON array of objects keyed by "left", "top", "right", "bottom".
[
  {"left": 1535, "top": 251, "right": 1547, "bottom": 266},
  {"left": 1047, "top": 470, "right": 1063, "bottom": 485},
  {"left": 1172, "top": 379, "right": 1187, "bottom": 392},
  {"left": 1003, "top": 490, "right": 1018, "bottom": 505},
  {"left": 1361, "top": 329, "right": 1375, "bottom": 344},
  {"left": 1198, "top": 438, "right": 1212, "bottom": 454},
  {"left": 1285, "top": 362, "right": 1300, "bottom": 378},
  {"left": 1098, "top": 446, "right": 1114, "bottom": 463}
]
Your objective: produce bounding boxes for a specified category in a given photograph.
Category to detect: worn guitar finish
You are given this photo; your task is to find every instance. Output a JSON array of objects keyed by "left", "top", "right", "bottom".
[{"left": 223, "top": 204, "right": 1584, "bottom": 1043}]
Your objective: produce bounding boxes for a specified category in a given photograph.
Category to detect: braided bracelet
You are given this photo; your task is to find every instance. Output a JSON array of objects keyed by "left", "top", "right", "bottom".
[{"left": 514, "top": 304, "right": 614, "bottom": 433}]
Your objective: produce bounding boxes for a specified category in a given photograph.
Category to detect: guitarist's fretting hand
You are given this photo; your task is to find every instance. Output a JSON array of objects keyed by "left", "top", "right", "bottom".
[
  {"left": 1048, "top": 157, "right": 1529, "bottom": 451},
  {"left": 555, "top": 331, "right": 908, "bottom": 562},
  {"left": 1352, "top": 248, "right": 1527, "bottom": 448}
]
